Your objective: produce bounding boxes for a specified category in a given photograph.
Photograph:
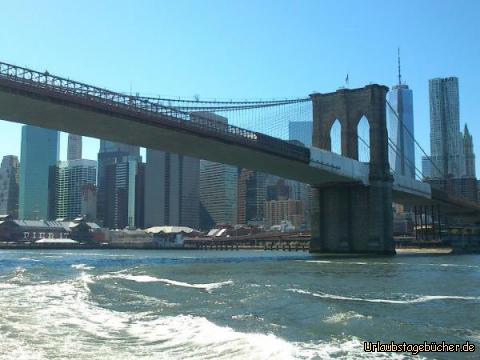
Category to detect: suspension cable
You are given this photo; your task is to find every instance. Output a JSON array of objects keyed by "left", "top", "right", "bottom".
[{"left": 386, "top": 100, "right": 444, "bottom": 178}]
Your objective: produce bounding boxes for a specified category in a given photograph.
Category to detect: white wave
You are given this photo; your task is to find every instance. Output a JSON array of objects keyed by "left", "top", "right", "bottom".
[
  {"left": 71, "top": 264, "right": 95, "bottom": 270},
  {"left": 100, "top": 273, "right": 233, "bottom": 292},
  {"left": 324, "top": 311, "right": 371, "bottom": 324},
  {"left": 18, "top": 257, "right": 40, "bottom": 262},
  {"left": 0, "top": 283, "right": 18, "bottom": 289},
  {"left": 232, "top": 314, "right": 264, "bottom": 322},
  {"left": 288, "top": 288, "right": 480, "bottom": 304},
  {"left": 0, "top": 275, "right": 417, "bottom": 359}
]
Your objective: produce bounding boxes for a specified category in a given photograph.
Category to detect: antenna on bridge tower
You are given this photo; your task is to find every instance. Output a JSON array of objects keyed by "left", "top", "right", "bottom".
[{"left": 397, "top": 47, "right": 402, "bottom": 86}]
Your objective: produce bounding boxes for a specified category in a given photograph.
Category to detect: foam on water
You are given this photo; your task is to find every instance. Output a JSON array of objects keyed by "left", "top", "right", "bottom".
[
  {"left": 71, "top": 264, "right": 95, "bottom": 270},
  {"left": 323, "top": 311, "right": 371, "bottom": 324},
  {"left": 99, "top": 273, "right": 233, "bottom": 292},
  {"left": 0, "top": 283, "right": 18, "bottom": 289},
  {"left": 288, "top": 288, "right": 480, "bottom": 304},
  {"left": 0, "top": 275, "right": 413, "bottom": 360},
  {"left": 18, "top": 257, "right": 40, "bottom": 262}
]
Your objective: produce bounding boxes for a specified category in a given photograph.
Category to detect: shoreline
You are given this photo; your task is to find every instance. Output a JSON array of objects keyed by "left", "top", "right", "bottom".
[{"left": 0, "top": 243, "right": 463, "bottom": 255}]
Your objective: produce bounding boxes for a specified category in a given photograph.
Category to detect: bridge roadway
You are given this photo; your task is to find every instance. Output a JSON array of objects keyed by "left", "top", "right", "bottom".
[{"left": 0, "top": 61, "right": 478, "bottom": 218}]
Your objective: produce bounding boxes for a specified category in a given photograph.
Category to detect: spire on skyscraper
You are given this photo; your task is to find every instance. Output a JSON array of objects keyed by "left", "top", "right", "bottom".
[{"left": 397, "top": 48, "right": 402, "bottom": 86}]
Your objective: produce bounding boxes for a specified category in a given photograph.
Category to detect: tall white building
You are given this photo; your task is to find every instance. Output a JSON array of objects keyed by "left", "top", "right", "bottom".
[
  {"left": 144, "top": 149, "right": 199, "bottom": 229},
  {"left": 429, "top": 77, "right": 465, "bottom": 178},
  {"left": 388, "top": 84, "right": 415, "bottom": 178}
]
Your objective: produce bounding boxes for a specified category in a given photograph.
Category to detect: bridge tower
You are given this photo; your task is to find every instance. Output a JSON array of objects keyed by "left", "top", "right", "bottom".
[{"left": 310, "top": 85, "right": 394, "bottom": 254}]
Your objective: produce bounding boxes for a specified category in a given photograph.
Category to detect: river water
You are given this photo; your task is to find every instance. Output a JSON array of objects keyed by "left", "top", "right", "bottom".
[{"left": 0, "top": 250, "right": 478, "bottom": 359}]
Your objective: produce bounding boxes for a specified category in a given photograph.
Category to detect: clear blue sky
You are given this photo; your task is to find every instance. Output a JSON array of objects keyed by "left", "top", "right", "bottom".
[{"left": 0, "top": 0, "right": 478, "bottom": 173}]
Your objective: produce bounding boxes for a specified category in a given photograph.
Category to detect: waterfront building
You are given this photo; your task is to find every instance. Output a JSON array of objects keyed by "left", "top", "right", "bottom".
[
  {"left": 96, "top": 140, "right": 141, "bottom": 227},
  {"left": 19, "top": 125, "right": 59, "bottom": 220},
  {"left": 464, "top": 124, "right": 476, "bottom": 178},
  {"left": 237, "top": 169, "right": 266, "bottom": 225},
  {"left": 0, "top": 155, "right": 19, "bottom": 217},
  {"left": 429, "top": 77, "right": 465, "bottom": 178},
  {"left": 144, "top": 149, "right": 200, "bottom": 229},
  {"left": 48, "top": 159, "right": 97, "bottom": 220},
  {"left": 67, "top": 134, "right": 82, "bottom": 160},
  {"left": 0, "top": 214, "right": 100, "bottom": 242}
]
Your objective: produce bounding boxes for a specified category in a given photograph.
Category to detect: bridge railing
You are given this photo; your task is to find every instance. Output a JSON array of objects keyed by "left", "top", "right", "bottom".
[{"left": 0, "top": 61, "right": 310, "bottom": 163}]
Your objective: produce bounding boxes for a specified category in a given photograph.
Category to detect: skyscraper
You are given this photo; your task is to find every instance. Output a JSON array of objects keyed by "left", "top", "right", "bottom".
[
  {"left": 67, "top": 134, "right": 82, "bottom": 161},
  {"left": 19, "top": 125, "right": 59, "bottom": 220},
  {"left": 429, "top": 77, "right": 465, "bottom": 178},
  {"left": 0, "top": 155, "right": 19, "bottom": 217},
  {"left": 200, "top": 160, "right": 238, "bottom": 228},
  {"left": 48, "top": 159, "right": 97, "bottom": 220},
  {"left": 422, "top": 156, "right": 432, "bottom": 179},
  {"left": 237, "top": 169, "right": 266, "bottom": 225},
  {"left": 387, "top": 54, "right": 415, "bottom": 178},
  {"left": 144, "top": 149, "right": 200, "bottom": 229},
  {"left": 288, "top": 121, "right": 313, "bottom": 147},
  {"left": 97, "top": 140, "right": 141, "bottom": 227},
  {"left": 191, "top": 112, "right": 238, "bottom": 228},
  {"left": 104, "top": 158, "right": 144, "bottom": 229},
  {"left": 288, "top": 123, "right": 312, "bottom": 228},
  {"left": 464, "top": 124, "right": 476, "bottom": 178}
]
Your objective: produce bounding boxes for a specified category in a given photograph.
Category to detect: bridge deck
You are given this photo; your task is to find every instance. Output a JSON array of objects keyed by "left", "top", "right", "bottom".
[{"left": 0, "top": 61, "right": 478, "bottom": 216}]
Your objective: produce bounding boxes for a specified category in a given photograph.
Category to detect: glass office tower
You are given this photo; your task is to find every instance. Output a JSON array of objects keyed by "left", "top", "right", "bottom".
[{"left": 19, "top": 125, "right": 59, "bottom": 220}]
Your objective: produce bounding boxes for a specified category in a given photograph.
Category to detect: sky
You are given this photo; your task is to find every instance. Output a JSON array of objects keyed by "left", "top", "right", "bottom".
[{"left": 0, "top": 0, "right": 478, "bottom": 173}]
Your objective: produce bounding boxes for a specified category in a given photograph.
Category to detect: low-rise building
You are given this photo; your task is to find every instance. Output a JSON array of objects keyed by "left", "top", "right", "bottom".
[
  {"left": 146, "top": 226, "right": 199, "bottom": 247},
  {"left": 0, "top": 215, "right": 100, "bottom": 243}
]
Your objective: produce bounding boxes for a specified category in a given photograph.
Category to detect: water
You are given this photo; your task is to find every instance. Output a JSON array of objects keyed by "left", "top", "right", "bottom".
[{"left": 0, "top": 250, "right": 479, "bottom": 359}]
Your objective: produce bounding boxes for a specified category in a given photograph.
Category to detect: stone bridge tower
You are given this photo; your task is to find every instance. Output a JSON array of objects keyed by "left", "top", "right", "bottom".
[{"left": 309, "top": 84, "right": 394, "bottom": 254}]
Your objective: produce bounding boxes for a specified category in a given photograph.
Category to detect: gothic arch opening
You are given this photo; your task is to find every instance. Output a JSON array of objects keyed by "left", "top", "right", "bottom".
[
  {"left": 329, "top": 119, "right": 342, "bottom": 155},
  {"left": 357, "top": 116, "right": 370, "bottom": 162}
]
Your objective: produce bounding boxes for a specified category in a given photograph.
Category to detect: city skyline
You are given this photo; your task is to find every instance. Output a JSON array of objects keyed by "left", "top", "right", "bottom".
[{"left": 0, "top": 0, "right": 478, "bottom": 174}]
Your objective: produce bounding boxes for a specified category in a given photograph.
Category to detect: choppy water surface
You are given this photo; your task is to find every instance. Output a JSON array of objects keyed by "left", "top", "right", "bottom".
[{"left": 0, "top": 250, "right": 479, "bottom": 359}]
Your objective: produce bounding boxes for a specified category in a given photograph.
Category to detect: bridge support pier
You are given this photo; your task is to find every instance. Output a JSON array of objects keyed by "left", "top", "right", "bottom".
[
  {"left": 311, "top": 180, "right": 394, "bottom": 254},
  {"left": 310, "top": 84, "right": 395, "bottom": 254}
]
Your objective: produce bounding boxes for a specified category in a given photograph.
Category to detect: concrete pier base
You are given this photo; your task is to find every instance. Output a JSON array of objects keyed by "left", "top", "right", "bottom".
[{"left": 310, "top": 181, "right": 394, "bottom": 254}]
